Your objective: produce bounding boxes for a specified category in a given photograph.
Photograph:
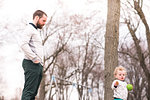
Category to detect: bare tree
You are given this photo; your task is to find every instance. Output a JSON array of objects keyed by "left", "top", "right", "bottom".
[
  {"left": 38, "top": 13, "right": 71, "bottom": 100},
  {"left": 104, "top": 0, "right": 120, "bottom": 100},
  {"left": 38, "top": 9, "right": 105, "bottom": 100},
  {"left": 126, "top": 20, "right": 150, "bottom": 100},
  {"left": 119, "top": 44, "right": 147, "bottom": 100},
  {"left": 120, "top": 0, "right": 150, "bottom": 99}
]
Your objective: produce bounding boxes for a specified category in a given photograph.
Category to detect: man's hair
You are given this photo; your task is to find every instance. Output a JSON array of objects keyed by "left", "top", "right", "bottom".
[
  {"left": 33, "top": 10, "right": 47, "bottom": 19},
  {"left": 113, "top": 65, "right": 127, "bottom": 76}
]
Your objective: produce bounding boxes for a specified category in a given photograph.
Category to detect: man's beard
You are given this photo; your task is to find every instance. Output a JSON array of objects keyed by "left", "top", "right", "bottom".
[{"left": 36, "top": 21, "right": 43, "bottom": 29}]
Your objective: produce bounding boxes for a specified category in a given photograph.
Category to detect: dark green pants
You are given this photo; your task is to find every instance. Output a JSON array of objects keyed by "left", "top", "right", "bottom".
[{"left": 21, "top": 59, "right": 43, "bottom": 100}]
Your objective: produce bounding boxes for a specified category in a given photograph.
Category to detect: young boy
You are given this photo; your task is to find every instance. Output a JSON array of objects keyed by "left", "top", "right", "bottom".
[{"left": 111, "top": 66, "right": 128, "bottom": 100}]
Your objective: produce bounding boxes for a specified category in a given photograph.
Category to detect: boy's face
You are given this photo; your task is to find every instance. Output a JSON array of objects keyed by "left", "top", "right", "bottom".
[{"left": 115, "top": 70, "right": 126, "bottom": 81}]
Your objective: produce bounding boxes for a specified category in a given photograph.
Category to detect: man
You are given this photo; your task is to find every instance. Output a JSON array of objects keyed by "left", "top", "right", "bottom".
[{"left": 21, "top": 10, "right": 47, "bottom": 100}]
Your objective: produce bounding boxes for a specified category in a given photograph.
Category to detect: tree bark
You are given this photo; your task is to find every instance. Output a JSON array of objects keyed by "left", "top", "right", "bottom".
[
  {"left": 104, "top": 0, "right": 120, "bottom": 100},
  {"left": 128, "top": 1, "right": 150, "bottom": 99},
  {"left": 39, "top": 73, "right": 46, "bottom": 100}
]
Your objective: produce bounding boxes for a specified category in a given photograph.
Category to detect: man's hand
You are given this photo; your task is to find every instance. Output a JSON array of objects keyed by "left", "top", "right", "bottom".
[{"left": 34, "top": 60, "right": 40, "bottom": 64}]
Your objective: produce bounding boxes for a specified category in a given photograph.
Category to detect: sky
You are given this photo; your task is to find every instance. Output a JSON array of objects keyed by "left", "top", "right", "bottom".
[
  {"left": 0, "top": 0, "right": 106, "bottom": 99},
  {"left": 0, "top": 0, "right": 106, "bottom": 19}
]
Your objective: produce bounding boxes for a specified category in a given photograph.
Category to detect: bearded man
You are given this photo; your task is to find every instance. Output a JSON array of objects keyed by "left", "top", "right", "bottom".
[{"left": 20, "top": 10, "right": 47, "bottom": 100}]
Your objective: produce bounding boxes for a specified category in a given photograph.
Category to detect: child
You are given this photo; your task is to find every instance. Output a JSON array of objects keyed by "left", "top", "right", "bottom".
[{"left": 111, "top": 66, "right": 128, "bottom": 100}]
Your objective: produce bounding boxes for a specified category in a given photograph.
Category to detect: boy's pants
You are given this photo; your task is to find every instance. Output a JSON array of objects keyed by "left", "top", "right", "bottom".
[
  {"left": 21, "top": 59, "right": 43, "bottom": 100},
  {"left": 114, "top": 98, "right": 123, "bottom": 100}
]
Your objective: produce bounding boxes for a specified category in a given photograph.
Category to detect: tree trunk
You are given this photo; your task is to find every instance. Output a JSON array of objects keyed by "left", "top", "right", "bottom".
[
  {"left": 133, "top": 1, "right": 150, "bottom": 99},
  {"left": 104, "top": 0, "right": 120, "bottom": 100},
  {"left": 39, "top": 73, "right": 46, "bottom": 100}
]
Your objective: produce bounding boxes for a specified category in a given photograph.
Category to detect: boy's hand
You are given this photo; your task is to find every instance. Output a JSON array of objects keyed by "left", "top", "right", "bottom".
[{"left": 114, "top": 81, "right": 119, "bottom": 86}]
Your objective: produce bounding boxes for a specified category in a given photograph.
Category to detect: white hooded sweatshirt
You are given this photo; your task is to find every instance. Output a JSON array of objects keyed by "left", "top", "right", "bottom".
[{"left": 111, "top": 80, "right": 128, "bottom": 100}]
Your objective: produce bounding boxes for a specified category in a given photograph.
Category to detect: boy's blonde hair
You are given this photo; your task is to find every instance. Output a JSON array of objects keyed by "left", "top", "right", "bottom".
[{"left": 113, "top": 66, "right": 127, "bottom": 76}]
